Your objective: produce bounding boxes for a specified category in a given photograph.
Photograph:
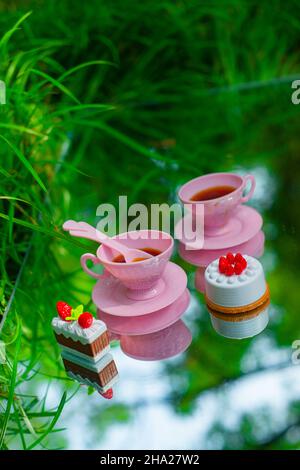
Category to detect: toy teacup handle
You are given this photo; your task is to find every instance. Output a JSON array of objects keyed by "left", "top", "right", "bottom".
[
  {"left": 80, "top": 253, "right": 109, "bottom": 279},
  {"left": 241, "top": 174, "right": 256, "bottom": 203}
]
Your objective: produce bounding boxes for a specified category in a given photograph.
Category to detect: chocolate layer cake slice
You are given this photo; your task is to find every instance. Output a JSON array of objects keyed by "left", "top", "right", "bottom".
[
  {"left": 52, "top": 317, "right": 110, "bottom": 361},
  {"left": 62, "top": 351, "right": 119, "bottom": 393}
]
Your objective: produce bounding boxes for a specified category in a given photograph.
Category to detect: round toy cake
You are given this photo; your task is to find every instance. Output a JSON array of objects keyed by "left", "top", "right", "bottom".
[{"left": 204, "top": 253, "right": 270, "bottom": 339}]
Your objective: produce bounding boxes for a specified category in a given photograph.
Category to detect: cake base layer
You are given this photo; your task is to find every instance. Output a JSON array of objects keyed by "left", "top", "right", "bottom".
[
  {"left": 55, "top": 330, "right": 109, "bottom": 357},
  {"left": 205, "top": 285, "right": 270, "bottom": 316},
  {"left": 207, "top": 294, "right": 270, "bottom": 322},
  {"left": 62, "top": 357, "right": 118, "bottom": 388},
  {"left": 209, "top": 307, "right": 269, "bottom": 339},
  {"left": 207, "top": 296, "right": 270, "bottom": 339}
]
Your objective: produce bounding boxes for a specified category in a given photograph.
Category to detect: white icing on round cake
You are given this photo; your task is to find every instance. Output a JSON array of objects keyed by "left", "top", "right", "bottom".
[
  {"left": 205, "top": 255, "right": 266, "bottom": 308},
  {"left": 52, "top": 317, "right": 107, "bottom": 345}
]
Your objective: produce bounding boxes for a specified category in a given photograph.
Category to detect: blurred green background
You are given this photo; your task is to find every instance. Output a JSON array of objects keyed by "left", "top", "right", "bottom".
[{"left": 1, "top": 0, "right": 300, "bottom": 450}]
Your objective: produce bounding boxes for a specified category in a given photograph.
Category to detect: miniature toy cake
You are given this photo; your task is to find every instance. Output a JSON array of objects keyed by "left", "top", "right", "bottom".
[
  {"left": 52, "top": 302, "right": 110, "bottom": 361},
  {"left": 204, "top": 253, "right": 270, "bottom": 339},
  {"left": 52, "top": 301, "right": 118, "bottom": 398}
]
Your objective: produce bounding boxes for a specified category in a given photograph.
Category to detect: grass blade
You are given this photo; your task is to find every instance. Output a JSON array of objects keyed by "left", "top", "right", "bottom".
[
  {"left": 0, "top": 123, "right": 46, "bottom": 138},
  {"left": 30, "top": 69, "right": 81, "bottom": 104},
  {"left": 0, "top": 135, "right": 47, "bottom": 192},
  {"left": 72, "top": 119, "right": 176, "bottom": 164},
  {"left": 58, "top": 60, "right": 117, "bottom": 81},
  {"left": 12, "top": 401, "right": 27, "bottom": 450},
  {"left": 0, "top": 326, "right": 22, "bottom": 449},
  {"left": 50, "top": 103, "right": 115, "bottom": 117},
  {"left": 27, "top": 391, "right": 67, "bottom": 450},
  {"left": 0, "top": 212, "right": 93, "bottom": 249},
  {"left": 0, "top": 11, "right": 32, "bottom": 51}
]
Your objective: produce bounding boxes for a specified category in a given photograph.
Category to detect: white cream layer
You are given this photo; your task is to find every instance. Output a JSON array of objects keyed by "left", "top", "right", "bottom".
[
  {"left": 52, "top": 317, "right": 107, "bottom": 345},
  {"left": 205, "top": 255, "right": 266, "bottom": 308},
  {"left": 59, "top": 344, "right": 110, "bottom": 364},
  {"left": 62, "top": 350, "right": 114, "bottom": 372}
]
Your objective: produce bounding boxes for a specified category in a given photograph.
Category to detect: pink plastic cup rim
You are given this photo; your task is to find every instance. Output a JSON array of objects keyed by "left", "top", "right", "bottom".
[
  {"left": 178, "top": 172, "right": 245, "bottom": 205},
  {"left": 96, "top": 229, "right": 174, "bottom": 266}
]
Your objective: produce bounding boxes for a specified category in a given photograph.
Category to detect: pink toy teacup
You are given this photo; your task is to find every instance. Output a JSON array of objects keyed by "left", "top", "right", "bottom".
[
  {"left": 178, "top": 172, "right": 255, "bottom": 230},
  {"left": 80, "top": 230, "right": 174, "bottom": 300}
]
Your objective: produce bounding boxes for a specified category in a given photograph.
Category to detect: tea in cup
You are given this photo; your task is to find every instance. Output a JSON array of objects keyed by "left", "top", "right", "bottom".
[
  {"left": 80, "top": 230, "right": 174, "bottom": 300},
  {"left": 178, "top": 172, "right": 255, "bottom": 229}
]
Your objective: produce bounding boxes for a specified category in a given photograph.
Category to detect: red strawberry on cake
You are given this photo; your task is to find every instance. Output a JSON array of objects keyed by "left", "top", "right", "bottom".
[
  {"left": 78, "top": 312, "right": 94, "bottom": 329},
  {"left": 218, "top": 252, "right": 247, "bottom": 277},
  {"left": 56, "top": 301, "right": 72, "bottom": 321}
]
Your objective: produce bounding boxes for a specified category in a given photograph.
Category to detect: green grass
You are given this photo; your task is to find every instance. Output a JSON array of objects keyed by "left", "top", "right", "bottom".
[{"left": 0, "top": 0, "right": 300, "bottom": 450}]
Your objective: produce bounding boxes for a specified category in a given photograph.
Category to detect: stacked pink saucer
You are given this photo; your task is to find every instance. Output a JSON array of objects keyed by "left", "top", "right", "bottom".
[
  {"left": 93, "top": 262, "right": 192, "bottom": 360},
  {"left": 79, "top": 230, "right": 192, "bottom": 361}
]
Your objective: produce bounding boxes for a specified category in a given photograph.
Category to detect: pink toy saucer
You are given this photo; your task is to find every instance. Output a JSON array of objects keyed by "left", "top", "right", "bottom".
[
  {"left": 120, "top": 319, "right": 192, "bottom": 361},
  {"left": 92, "top": 262, "right": 187, "bottom": 317},
  {"left": 98, "top": 289, "right": 190, "bottom": 336},
  {"left": 175, "top": 205, "right": 262, "bottom": 250},
  {"left": 194, "top": 266, "right": 207, "bottom": 294},
  {"left": 109, "top": 331, "right": 121, "bottom": 342},
  {"left": 179, "top": 230, "right": 265, "bottom": 267}
]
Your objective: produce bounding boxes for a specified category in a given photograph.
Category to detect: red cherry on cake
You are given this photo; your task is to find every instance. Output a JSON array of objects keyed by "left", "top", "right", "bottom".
[
  {"left": 234, "top": 262, "right": 244, "bottom": 275},
  {"left": 56, "top": 301, "right": 72, "bottom": 321},
  {"left": 225, "top": 264, "right": 234, "bottom": 276},
  {"left": 219, "top": 256, "right": 228, "bottom": 273},
  {"left": 226, "top": 252, "right": 235, "bottom": 264},
  {"left": 218, "top": 253, "right": 247, "bottom": 276},
  {"left": 101, "top": 388, "right": 113, "bottom": 399},
  {"left": 235, "top": 253, "right": 247, "bottom": 269},
  {"left": 78, "top": 312, "right": 94, "bottom": 329},
  {"left": 234, "top": 253, "right": 243, "bottom": 263}
]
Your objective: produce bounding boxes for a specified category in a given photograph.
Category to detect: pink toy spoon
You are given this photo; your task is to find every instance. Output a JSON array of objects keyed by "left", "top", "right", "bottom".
[{"left": 63, "top": 220, "right": 153, "bottom": 263}]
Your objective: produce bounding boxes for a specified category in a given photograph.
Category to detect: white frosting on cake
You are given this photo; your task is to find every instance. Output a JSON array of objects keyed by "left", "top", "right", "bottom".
[
  {"left": 52, "top": 317, "right": 107, "bottom": 345},
  {"left": 62, "top": 350, "right": 115, "bottom": 372},
  {"left": 205, "top": 255, "right": 266, "bottom": 307},
  {"left": 59, "top": 344, "right": 110, "bottom": 363}
]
